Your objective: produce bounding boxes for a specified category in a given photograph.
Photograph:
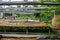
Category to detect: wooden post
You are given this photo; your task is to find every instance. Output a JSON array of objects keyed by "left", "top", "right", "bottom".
[
  {"left": 3, "top": 26, "right": 6, "bottom": 33},
  {"left": 26, "top": 27, "right": 28, "bottom": 35},
  {"left": 49, "top": 27, "right": 51, "bottom": 40}
]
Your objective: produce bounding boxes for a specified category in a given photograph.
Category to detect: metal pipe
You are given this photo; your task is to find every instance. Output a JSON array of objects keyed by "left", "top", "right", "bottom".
[{"left": 0, "top": 2, "right": 60, "bottom": 5}]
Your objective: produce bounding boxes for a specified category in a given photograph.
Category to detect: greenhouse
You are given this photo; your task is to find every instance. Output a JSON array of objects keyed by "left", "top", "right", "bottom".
[{"left": 0, "top": 0, "right": 60, "bottom": 40}]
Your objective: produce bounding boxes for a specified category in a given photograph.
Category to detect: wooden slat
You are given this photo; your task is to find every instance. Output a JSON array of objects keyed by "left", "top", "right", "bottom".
[{"left": 0, "top": 21, "right": 46, "bottom": 27}]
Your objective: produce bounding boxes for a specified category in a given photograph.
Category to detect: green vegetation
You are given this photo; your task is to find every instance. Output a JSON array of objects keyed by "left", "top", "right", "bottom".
[
  {"left": 39, "top": 0, "right": 60, "bottom": 2},
  {"left": 16, "top": 14, "right": 36, "bottom": 20},
  {"left": 34, "top": 5, "right": 60, "bottom": 24},
  {"left": 0, "top": 26, "right": 59, "bottom": 35},
  {"left": 0, "top": 0, "right": 60, "bottom": 35},
  {"left": 57, "top": 17, "right": 60, "bottom": 24},
  {"left": 3, "top": 13, "right": 12, "bottom": 18}
]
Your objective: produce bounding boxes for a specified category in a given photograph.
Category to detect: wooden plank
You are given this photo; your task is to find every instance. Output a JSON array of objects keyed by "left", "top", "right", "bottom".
[
  {"left": 1, "top": 38, "right": 36, "bottom": 40},
  {"left": 0, "top": 21, "right": 46, "bottom": 27},
  {"left": 1, "top": 38, "right": 20, "bottom": 40}
]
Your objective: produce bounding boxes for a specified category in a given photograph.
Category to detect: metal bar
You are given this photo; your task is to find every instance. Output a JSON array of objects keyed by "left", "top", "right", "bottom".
[
  {"left": 0, "top": 1, "right": 60, "bottom": 5},
  {"left": 0, "top": 7, "right": 46, "bottom": 10}
]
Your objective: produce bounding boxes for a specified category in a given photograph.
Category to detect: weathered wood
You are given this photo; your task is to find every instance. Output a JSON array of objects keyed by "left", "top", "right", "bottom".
[
  {"left": 52, "top": 15, "right": 60, "bottom": 30},
  {"left": 1, "top": 38, "right": 36, "bottom": 40},
  {"left": 0, "top": 21, "right": 46, "bottom": 27}
]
